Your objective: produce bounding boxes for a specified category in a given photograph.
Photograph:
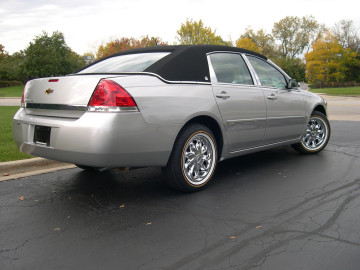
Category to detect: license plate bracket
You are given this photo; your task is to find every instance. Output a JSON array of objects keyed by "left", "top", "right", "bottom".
[{"left": 34, "top": 125, "right": 51, "bottom": 146}]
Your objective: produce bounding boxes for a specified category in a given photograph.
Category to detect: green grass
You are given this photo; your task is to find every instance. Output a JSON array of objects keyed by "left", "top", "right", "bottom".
[
  {"left": 0, "top": 107, "right": 33, "bottom": 162},
  {"left": 310, "top": 86, "right": 360, "bottom": 96},
  {"left": 0, "top": 85, "right": 24, "bottom": 97}
]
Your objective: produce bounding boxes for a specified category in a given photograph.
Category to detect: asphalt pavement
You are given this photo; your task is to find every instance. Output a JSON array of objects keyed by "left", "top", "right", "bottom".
[{"left": 1, "top": 120, "right": 360, "bottom": 270}]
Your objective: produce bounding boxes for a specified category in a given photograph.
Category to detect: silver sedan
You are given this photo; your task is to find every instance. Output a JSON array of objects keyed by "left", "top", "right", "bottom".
[{"left": 13, "top": 45, "right": 330, "bottom": 192}]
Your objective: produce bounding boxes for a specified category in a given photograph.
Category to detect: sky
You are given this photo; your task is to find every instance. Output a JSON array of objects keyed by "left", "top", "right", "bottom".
[{"left": 1, "top": 0, "right": 359, "bottom": 55}]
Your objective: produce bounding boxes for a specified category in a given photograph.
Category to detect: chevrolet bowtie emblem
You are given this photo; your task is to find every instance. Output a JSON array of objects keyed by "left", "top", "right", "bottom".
[{"left": 45, "top": 88, "right": 54, "bottom": 94}]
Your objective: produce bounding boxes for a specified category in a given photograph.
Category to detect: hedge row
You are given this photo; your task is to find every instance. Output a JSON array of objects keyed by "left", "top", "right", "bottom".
[
  {"left": 310, "top": 81, "right": 360, "bottom": 89},
  {"left": 0, "top": 81, "right": 23, "bottom": 88}
]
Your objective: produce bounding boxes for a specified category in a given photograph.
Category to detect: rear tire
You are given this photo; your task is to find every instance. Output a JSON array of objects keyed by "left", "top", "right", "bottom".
[
  {"left": 292, "top": 111, "right": 330, "bottom": 154},
  {"left": 163, "top": 124, "right": 218, "bottom": 192}
]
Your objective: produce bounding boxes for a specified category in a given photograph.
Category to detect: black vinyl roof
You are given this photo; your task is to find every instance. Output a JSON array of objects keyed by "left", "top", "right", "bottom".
[{"left": 82, "top": 45, "right": 267, "bottom": 83}]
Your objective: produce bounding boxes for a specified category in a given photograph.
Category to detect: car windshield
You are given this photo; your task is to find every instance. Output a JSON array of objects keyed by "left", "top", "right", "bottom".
[{"left": 78, "top": 52, "right": 171, "bottom": 74}]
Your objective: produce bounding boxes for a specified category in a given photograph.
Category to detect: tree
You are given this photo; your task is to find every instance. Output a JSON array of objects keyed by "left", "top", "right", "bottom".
[
  {"left": 272, "top": 16, "right": 323, "bottom": 59},
  {"left": 96, "top": 36, "right": 167, "bottom": 60},
  {"left": 237, "top": 28, "right": 276, "bottom": 57},
  {"left": 22, "top": 31, "right": 85, "bottom": 78},
  {"left": 332, "top": 19, "right": 360, "bottom": 52},
  {"left": 0, "top": 44, "right": 7, "bottom": 60},
  {"left": 235, "top": 37, "right": 260, "bottom": 53},
  {"left": 276, "top": 57, "right": 306, "bottom": 82},
  {"left": 176, "top": 19, "right": 231, "bottom": 46},
  {"left": 305, "top": 32, "right": 359, "bottom": 84},
  {"left": 0, "top": 52, "right": 25, "bottom": 81}
]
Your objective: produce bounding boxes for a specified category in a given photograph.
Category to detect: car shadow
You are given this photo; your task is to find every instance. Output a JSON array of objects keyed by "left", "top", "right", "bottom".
[{"left": 57, "top": 146, "right": 301, "bottom": 204}]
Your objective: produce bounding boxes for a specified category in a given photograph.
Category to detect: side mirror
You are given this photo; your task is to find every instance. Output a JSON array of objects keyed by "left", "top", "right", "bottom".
[{"left": 288, "top": 79, "right": 299, "bottom": 89}]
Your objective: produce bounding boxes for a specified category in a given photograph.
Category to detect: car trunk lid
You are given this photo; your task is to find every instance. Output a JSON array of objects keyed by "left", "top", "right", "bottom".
[{"left": 24, "top": 75, "right": 106, "bottom": 118}]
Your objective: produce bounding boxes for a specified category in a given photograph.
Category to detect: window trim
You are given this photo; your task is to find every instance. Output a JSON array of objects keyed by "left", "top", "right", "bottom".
[
  {"left": 206, "top": 51, "right": 257, "bottom": 87},
  {"left": 243, "top": 54, "right": 291, "bottom": 89}
]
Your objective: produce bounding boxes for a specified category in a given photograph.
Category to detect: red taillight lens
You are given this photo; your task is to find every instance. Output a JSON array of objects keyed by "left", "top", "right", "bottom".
[
  {"left": 88, "top": 79, "right": 137, "bottom": 108},
  {"left": 21, "top": 82, "right": 29, "bottom": 108}
]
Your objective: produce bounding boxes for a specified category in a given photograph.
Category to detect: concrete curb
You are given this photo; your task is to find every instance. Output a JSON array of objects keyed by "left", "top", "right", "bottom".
[{"left": 0, "top": 158, "right": 76, "bottom": 182}]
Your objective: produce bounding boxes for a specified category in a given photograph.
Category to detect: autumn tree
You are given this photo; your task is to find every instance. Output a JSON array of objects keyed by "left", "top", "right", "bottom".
[
  {"left": 176, "top": 19, "right": 231, "bottom": 46},
  {"left": 235, "top": 37, "right": 260, "bottom": 53},
  {"left": 305, "top": 32, "right": 359, "bottom": 84},
  {"left": 22, "top": 31, "right": 85, "bottom": 78},
  {"left": 236, "top": 28, "right": 276, "bottom": 57},
  {"left": 96, "top": 36, "right": 167, "bottom": 60},
  {"left": 273, "top": 15, "right": 323, "bottom": 59}
]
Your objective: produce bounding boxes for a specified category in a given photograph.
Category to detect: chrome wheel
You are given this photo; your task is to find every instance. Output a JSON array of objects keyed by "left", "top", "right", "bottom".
[
  {"left": 182, "top": 132, "right": 216, "bottom": 186},
  {"left": 300, "top": 116, "right": 329, "bottom": 151}
]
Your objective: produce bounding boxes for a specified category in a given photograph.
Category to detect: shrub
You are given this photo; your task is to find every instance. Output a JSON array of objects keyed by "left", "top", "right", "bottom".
[{"left": 0, "top": 80, "right": 23, "bottom": 88}]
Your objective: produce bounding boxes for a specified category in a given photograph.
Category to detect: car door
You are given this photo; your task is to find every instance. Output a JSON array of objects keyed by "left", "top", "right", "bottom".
[
  {"left": 208, "top": 52, "right": 267, "bottom": 152},
  {"left": 245, "top": 55, "right": 306, "bottom": 144}
]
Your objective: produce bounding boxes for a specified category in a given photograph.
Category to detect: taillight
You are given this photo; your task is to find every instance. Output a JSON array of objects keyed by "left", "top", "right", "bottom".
[
  {"left": 88, "top": 79, "right": 138, "bottom": 112},
  {"left": 21, "top": 82, "right": 29, "bottom": 108}
]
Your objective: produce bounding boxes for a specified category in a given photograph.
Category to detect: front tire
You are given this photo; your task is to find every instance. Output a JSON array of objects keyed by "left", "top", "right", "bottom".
[
  {"left": 164, "top": 124, "right": 218, "bottom": 192},
  {"left": 292, "top": 111, "right": 330, "bottom": 154}
]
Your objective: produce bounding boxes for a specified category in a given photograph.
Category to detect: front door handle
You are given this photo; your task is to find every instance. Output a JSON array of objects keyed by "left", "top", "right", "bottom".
[
  {"left": 267, "top": 94, "right": 278, "bottom": 100},
  {"left": 216, "top": 91, "right": 230, "bottom": 99}
]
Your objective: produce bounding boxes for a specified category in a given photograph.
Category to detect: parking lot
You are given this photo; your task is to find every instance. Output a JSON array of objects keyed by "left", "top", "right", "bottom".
[{"left": 1, "top": 118, "right": 359, "bottom": 269}]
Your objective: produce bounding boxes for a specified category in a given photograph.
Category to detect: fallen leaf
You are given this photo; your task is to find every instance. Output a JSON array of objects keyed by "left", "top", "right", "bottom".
[
  {"left": 120, "top": 204, "right": 125, "bottom": 208},
  {"left": 3, "top": 173, "right": 9, "bottom": 176},
  {"left": 66, "top": 216, "right": 71, "bottom": 219},
  {"left": 53, "top": 228, "right": 61, "bottom": 231},
  {"left": 256, "top": 225, "right": 262, "bottom": 229},
  {"left": 34, "top": 200, "right": 39, "bottom": 202},
  {"left": 18, "top": 196, "right": 25, "bottom": 201},
  {"left": 229, "top": 236, "right": 237, "bottom": 239},
  {"left": 146, "top": 222, "right": 152, "bottom": 226},
  {"left": 278, "top": 172, "right": 282, "bottom": 175}
]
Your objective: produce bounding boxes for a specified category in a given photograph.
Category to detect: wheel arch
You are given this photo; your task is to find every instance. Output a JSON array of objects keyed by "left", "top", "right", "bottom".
[
  {"left": 312, "top": 104, "right": 327, "bottom": 116},
  {"left": 172, "top": 115, "right": 225, "bottom": 162}
]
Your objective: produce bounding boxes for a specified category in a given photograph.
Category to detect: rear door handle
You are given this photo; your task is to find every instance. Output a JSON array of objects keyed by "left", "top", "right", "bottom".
[
  {"left": 216, "top": 91, "right": 230, "bottom": 99},
  {"left": 267, "top": 94, "right": 278, "bottom": 100}
]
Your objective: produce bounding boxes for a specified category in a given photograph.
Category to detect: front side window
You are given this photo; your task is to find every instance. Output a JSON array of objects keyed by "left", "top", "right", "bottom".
[
  {"left": 78, "top": 52, "right": 170, "bottom": 74},
  {"left": 209, "top": 53, "right": 253, "bottom": 85},
  {"left": 247, "top": 56, "right": 287, "bottom": 89}
]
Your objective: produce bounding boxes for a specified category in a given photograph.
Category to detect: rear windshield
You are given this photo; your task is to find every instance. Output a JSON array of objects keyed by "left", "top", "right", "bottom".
[{"left": 78, "top": 52, "right": 171, "bottom": 74}]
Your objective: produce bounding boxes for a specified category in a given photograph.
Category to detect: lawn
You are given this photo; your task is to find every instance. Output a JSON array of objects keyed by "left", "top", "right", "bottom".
[
  {"left": 310, "top": 86, "right": 360, "bottom": 96},
  {"left": 0, "top": 106, "right": 32, "bottom": 162},
  {"left": 0, "top": 85, "right": 24, "bottom": 97}
]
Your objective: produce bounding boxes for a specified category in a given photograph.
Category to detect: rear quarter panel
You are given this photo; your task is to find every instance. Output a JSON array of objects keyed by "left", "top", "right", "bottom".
[{"left": 112, "top": 76, "right": 224, "bottom": 125}]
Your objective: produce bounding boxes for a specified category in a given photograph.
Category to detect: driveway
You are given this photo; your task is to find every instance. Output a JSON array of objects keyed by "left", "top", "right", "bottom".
[
  {"left": 318, "top": 94, "right": 360, "bottom": 121},
  {"left": 0, "top": 98, "right": 21, "bottom": 106}
]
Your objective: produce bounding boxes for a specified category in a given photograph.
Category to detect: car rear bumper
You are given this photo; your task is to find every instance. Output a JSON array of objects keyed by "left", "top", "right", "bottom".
[{"left": 13, "top": 109, "right": 179, "bottom": 168}]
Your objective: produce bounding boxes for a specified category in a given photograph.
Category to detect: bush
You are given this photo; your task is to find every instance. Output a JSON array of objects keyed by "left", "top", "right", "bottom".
[{"left": 0, "top": 80, "right": 23, "bottom": 88}]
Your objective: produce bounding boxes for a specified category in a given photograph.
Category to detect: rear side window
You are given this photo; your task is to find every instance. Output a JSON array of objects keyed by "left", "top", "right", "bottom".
[
  {"left": 78, "top": 52, "right": 170, "bottom": 74},
  {"left": 247, "top": 56, "right": 287, "bottom": 89},
  {"left": 209, "top": 53, "right": 253, "bottom": 85}
]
